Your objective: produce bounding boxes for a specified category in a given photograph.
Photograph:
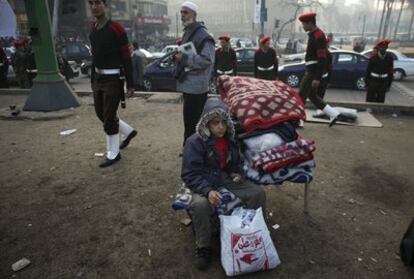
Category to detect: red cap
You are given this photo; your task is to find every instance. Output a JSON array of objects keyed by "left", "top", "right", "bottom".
[
  {"left": 260, "top": 35, "right": 270, "bottom": 45},
  {"left": 299, "top": 12, "right": 317, "bottom": 22},
  {"left": 326, "top": 37, "right": 332, "bottom": 44},
  {"left": 176, "top": 38, "right": 182, "bottom": 46},
  {"left": 14, "top": 39, "right": 24, "bottom": 47},
  {"left": 218, "top": 35, "right": 230, "bottom": 42},
  {"left": 376, "top": 39, "right": 391, "bottom": 48}
]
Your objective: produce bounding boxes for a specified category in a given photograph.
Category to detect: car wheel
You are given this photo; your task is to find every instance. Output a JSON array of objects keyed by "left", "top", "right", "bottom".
[
  {"left": 355, "top": 76, "right": 366, "bottom": 91},
  {"left": 286, "top": 74, "right": 300, "bottom": 87},
  {"left": 393, "top": 69, "right": 404, "bottom": 81},
  {"left": 143, "top": 78, "right": 152, "bottom": 92}
]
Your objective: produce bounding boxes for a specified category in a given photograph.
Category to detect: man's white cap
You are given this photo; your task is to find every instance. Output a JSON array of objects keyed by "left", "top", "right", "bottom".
[{"left": 181, "top": 1, "right": 199, "bottom": 14}]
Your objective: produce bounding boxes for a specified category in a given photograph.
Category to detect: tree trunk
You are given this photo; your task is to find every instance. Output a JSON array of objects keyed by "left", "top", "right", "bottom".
[
  {"left": 382, "top": 0, "right": 395, "bottom": 38},
  {"left": 276, "top": 5, "right": 301, "bottom": 43},
  {"left": 378, "top": 0, "right": 388, "bottom": 39},
  {"left": 409, "top": 6, "right": 414, "bottom": 40},
  {"left": 393, "top": 0, "right": 405, "bottom": 40}
]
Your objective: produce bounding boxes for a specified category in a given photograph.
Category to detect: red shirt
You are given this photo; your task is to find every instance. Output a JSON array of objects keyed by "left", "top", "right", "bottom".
[{"left": 215, "top": 137, "right": 229, "bottom": 170}]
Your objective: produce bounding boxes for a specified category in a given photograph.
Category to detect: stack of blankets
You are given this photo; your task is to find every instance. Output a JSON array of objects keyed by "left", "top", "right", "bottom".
[{"left": 218, "top": 75, "right": 316, "bottom": 185}]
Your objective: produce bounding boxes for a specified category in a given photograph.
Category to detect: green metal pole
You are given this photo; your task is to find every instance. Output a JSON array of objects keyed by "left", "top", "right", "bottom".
[{"left": 23, "top": 0, "right": 79, "bottom": 111}]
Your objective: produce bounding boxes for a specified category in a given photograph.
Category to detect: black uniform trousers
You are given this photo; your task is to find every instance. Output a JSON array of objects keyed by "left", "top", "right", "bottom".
[
  {"left": 256, "top": 71, "right": 277, "bottom": 81},
  {"left": 92, "top": 75, "right": 121, "bottom": 135},
  {"left": 316, "top": 76, "right": 329, "bottom": 99},
  {"left": 183, "top": 92, "right": 208, "bottom": 145},
  {"left": 366, "top": 78, "right": 387, "bottom": 103},
  {"left": 299, "top": 70, "right": 327, "bottom": 110}
]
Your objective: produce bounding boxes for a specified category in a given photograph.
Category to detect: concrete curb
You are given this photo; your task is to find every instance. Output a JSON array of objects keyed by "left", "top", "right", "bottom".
[{"left": 1, "top": 88, "right": 414, "bottom": 116}]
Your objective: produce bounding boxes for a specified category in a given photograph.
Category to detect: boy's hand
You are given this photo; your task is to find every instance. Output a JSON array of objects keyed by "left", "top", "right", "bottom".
[{"left": 208, "top": 191, "right": 222, "bottom": 207}]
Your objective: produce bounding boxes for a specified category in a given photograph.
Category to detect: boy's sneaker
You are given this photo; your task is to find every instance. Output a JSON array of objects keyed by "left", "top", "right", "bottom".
[{"left": 194, "top": 247, "right": 212, "bottom": 270}]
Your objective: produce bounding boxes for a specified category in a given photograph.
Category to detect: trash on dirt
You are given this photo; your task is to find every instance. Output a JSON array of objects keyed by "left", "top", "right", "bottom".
[
  {"left": 348, "top": 198, "right": 363, "bottom": 205},
  {"left": 268, "top": 212, "right": 273, "bottom": 217},
  {"left": 27, "top": 169, "right": 32, "bottom": 173},
  {"left": 351, "top": 216, "right": 357, "bottom": 222},
  {"left": 28, "top": 224, "right": 32, "bottom": 227},
  {"left": 379, "top": 209, "right": 387, "bottom": 215},
  {"left": 392, "top": 113, "right": 398, "bottom": 118},
  {"left": 357, "top": 257, "right": 363, "bottom": 262},
  {"left": 370, "top": 257, "right": 378, "bottom": 263},
  {"left": 74, "top": 271, "right": 84, "bottom": 278},
  {"left": 94, "top": 153, "right": 105, "bottom": 157},
  {"left": 341, "top": 212, "right": 347, "bottom": 216},
  {"left": 50, "top": 166, "right": 56, "bottom": 171},
  {"left": 169, "top": 195, "right": 174, "bottom": 199},
  {"left": 180, "top": 218, "right": 192, "bottom": 226},
  {"left": 60, "top": 129, "right": 77, "bottom": 136},
  {"left": 148, "top": 249, "right": 152, "bottom": 257},
  {"left": 11, "top": 258, "right": 31, "bottom": 271},
  {"left": 272, "top": 224, "right": 280, "bottom": 230},
  {"left": 360, "top": 140, "right": 365, "bottom": 144},
  {"left": 308, "top": 259, "right": 315, "bottom": 265},
  {"left": 85, "top": 204, "right": 93, "bottom": 210}
]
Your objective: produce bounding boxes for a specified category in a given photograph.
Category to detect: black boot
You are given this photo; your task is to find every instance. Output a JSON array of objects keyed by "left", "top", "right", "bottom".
[
  {"left": 99, "top": 153, "right": 121, "bottom": 168},
  {"left": 194, "top": 247, "right": 212, "bottom": 270},
  {"left": 120, "top": 130, "right": 138, "bottom": 149}
]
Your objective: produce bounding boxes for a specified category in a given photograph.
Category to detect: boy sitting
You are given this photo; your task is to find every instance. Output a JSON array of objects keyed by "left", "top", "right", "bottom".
[{"left": 181, "top": 98, "right": 266, "bottom": 270}]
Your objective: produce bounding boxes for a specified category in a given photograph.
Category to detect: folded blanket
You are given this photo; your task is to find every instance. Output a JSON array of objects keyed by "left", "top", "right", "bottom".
[
  {"left": 218, "top": 75, "right": 305, "bottom": 132},
  {"left": 248, "top": 138, "right": 316, "bottom": 172},
  {"left": 313, "top": 107, "right": 358, "bottom": 122},
  {"left": 243, "top": 160, "right": 315, "bottom": 185},
  {"left": 172, "top": 186, "right": 242, "bottom": 216},
  {"left": 243, "top": 133, "right": 284, "bottom": 153},
  {"left": 237, "top": 121, "right": 298, "bottom": 142}
]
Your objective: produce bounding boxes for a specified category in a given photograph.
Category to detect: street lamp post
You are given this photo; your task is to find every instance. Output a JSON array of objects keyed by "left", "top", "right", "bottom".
[{"left": 23, "top": 0, "right": 79, "bottom": 112}]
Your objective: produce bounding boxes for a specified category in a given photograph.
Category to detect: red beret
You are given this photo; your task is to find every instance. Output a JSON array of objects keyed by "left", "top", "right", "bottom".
[
  {"left": 376, "top": 39, "right": 391, "bottom": 48},
  {"left": 326, "top": 37, "right": 332, "bottom": 44},
  {"left": 299, "top": 12, "right": 317, "bottom": 22},
  {"left": 260, "top": 35, "right": 270, "bottom": 45},
  {"left": 176, "top": 38, "right": 182, "bottom": 46},
  {"left": 218, "top": 35, "right": 230, "bottom": 42}
]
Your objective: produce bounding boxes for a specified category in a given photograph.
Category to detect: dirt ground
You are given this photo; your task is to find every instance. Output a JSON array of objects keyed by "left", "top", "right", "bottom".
[{"left": 0, "top": 95, "right": 413, "bottom": 279}]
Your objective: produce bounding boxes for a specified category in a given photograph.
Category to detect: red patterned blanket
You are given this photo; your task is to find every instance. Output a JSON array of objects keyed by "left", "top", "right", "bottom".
[{"left": 218, "top": 75, "right": 305, "bottom": 132}]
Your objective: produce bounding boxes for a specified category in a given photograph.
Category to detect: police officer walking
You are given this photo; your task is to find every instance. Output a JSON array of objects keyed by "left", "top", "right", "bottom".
[
  {"left": 365, "top": 40, "right": 394, "bottom": 103},
  {"left": 298, "top": 13, "right": 341, "bottom": 127},
  {"left": 0, "top": 46, "right": 9, "bottom": 88},
  {"left": 254, "top": 35, "right": 278, "bottom": 81},
  {"left": 88, "top": 0, "right": 137, "bottom": 168},
  {"left": 214, "top": 35, "right": 237, "bottom": 77}
]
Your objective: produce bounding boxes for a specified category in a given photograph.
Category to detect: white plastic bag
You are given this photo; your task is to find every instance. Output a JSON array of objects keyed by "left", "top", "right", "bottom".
[{"left": 220, "top": 207, "right": 280, "bottom": 276}]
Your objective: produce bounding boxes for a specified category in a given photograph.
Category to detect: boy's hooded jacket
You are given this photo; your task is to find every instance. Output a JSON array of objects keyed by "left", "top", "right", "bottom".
[{"left": 181, "top": 98, "right": 240, "bottom": 197}]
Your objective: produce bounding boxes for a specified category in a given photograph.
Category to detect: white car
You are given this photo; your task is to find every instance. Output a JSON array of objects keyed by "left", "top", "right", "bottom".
[{"left": 362, "top": 49, "right": 414, "bottom": 81}]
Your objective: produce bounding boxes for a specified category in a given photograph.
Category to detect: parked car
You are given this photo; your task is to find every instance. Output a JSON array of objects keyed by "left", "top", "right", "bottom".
[
  {"left": 282, "top": 46, "right": 339, "bottom": 64},
  {"left": 143, "top": 52, "right": 216, "bottom": 93},
  {"left": 361, "top": 49, "right": 414, "bottom": 81},
  {"left": 235, "top": 48, "right": 256, "bottom": 76},
  {"left": 278, "top": 50, "right": 368, "bottom": 90},
  {"left": 61, "top": 42, "right": 91, "bottom": 65}
]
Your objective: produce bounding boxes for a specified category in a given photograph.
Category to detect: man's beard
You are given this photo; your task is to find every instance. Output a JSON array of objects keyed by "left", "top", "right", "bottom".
[{"left": 182, "top": 18, "right": 194, "bottom": 27}]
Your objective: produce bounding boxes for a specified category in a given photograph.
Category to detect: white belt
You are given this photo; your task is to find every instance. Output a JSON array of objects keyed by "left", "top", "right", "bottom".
[
  {"left": 0, "top": 63, "right": 4, "bottom": 66},
  {"left": 26, "top": 69, "right": 38, "bottom": 73},
  {"left": 322, "top": 72, "right": 329, "bottom": 78},
  {"left": 257, "top": 65, "right": 274, "bottom": 71},
  {"left": 217, "top": 69, "right": 233, "bottom": 75},
  {"left": 95, "top": 67, "right": 120, "bottom": 75},
  {"left": 371, "top": 72, "right": 388, "bottom": 78},
  {"left": 305, "top": 60, "right": 318, "bottom": 66}
]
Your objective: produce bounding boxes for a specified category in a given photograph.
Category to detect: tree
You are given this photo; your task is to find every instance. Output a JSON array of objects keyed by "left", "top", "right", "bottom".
[
  {"left": 393, "top": 0, "right": 406, "bottom": 40},
  {"left": 274, "top": 0, "right": 323, "bottom": 43},
  {"left": 408, "top": 0, "right": 414, "bottom": 39}
]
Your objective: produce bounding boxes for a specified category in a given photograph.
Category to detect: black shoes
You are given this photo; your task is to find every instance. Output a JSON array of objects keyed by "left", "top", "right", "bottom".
[
  {"left": 99, "top": 153, "right": 121, "bottom": 168},
  {"left": 120, "top": 130, "right": 137, "bottom": 149},
  {"left": 194, "top": 247, "right": 212, "bottom": 270}
]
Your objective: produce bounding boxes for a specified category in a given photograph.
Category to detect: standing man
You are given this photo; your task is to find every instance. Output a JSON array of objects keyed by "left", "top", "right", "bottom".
[
  {"left": 254, "top": 35, "right": 278, "bottom": 81},
  {"left": 131, "top": 41, "right": 145, "bottom": 91},
  {"left": 214, "top": 35, "right": 237, "bottom": 77},
  {"left": 317, "top": 36, "right": 333, "bottom": 100},
  {"left": 12, "top": 40, "right": 30, "bottom": 89},
  {"left": 0, "top": 45, "right": 9, "bottom": 88},
  {"left": 298, "top": 12, "right": 341, "bottom": 127},
  {"left": 174, "top": 1, "right": 215, "bottom": 146},
  {"left": 365, "top": 40, "right": 394, "bottom": 103},
  {"left": 89, "top": 0, "right": 138, "bottom": 168}
]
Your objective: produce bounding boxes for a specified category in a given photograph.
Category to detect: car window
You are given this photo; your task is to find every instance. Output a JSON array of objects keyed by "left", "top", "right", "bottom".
[
  {"left": 245, "top": 50, "right": 256, "bottom": 60},
  {"left": 79, "top": 45, "right": 89, "bottom": 53},
  {"left": 236, "top": 50, "right": 244, "bottom": 59},
  {"left": 66, "top": 45, "right": 80, "bottom": 54},
  {"left": 337, "top": 53, "right": 357, "bottom": 64},
  {"left": 358, "top": 55, "right": 368, "bottom": 62}
]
